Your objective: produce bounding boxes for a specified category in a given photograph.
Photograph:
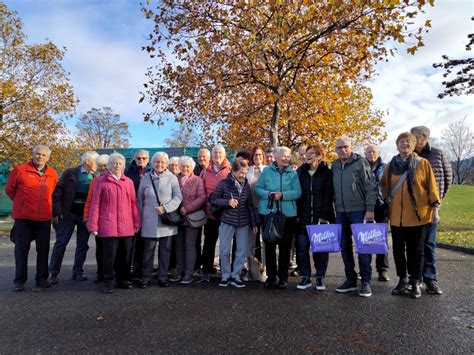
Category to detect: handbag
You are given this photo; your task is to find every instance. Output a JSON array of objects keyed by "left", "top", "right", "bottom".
[
  {"left": 262, "top": 199, "right": 286, "bottom": 243},
  {"left": 350, "top": 221, "right": 389, "bottom": 254},
  {"left": 306, "top": 222, "right": 342, "bottom": 253},
  {"left": 149, "top": 174, "right": 184, "bottom": 226},
  {"left": 185, "top": 209, "right": 208, "bottom": 228}
]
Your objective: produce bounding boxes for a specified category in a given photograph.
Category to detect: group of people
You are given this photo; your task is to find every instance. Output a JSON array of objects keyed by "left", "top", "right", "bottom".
[{"left": 5, "top": 125, "right": 452, "bottom": 299}]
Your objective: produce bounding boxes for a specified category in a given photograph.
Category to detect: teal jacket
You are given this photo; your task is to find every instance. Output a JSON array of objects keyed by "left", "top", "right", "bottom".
[
  {"left": 332, "top": 153, "right": 377, "bottom": 213},
  {"left": 255, "top": 163, "right": 301, "bottom": 217}
]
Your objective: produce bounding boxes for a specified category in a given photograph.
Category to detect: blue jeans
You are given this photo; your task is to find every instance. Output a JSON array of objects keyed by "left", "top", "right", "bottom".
[
  {"left": 336, "top": 211, "right": 372, "bottom": 283},
  {"left": 297, "top": 233, "right": 329, "bottom": 279},
  {"left": 423, "top": 223, "right": 438, "bottom": 283},
  {"left": 49, "top": 213, "right": 90, "bottom": 276},
  {"left": 219, "top": 223, "right": 249, "bottom": 281}
]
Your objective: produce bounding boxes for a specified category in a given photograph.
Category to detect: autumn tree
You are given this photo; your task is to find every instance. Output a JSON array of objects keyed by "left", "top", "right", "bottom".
[
  {"left": 1, "top": 3, "right": 79, "bottom": 169},
  {"left": 164, "top": 123, "right": 200, "bottom": 147},
  {"left": 442, "top": 117, "right": 473, "bottom": 184},
  {"left": 140, "top": 0, "right": 432, "bottom": 148},
  {"left": 433, "top": 17, "right": 473, "bottom": 99},
  {"left": 75, "top": 107, "right": 131, "bottom": 149}
]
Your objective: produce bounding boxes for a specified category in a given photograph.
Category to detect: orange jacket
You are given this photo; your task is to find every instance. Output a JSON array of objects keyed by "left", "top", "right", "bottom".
[
  {"left": 5, "top": 161, "right": 58, "bottom": 221},
  {"left": 380, "top": 157, "right": 440, "bottom": 227},
  {"left": 83, "top": 176, "right": 98, "bottom": 221}
]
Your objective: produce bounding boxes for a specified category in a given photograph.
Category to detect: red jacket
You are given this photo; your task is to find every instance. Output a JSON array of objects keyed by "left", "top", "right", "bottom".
[
  {"left": 88, "top": 173, "right": 141, "bottom": 237},
  {"left": 5, "top": 161, "right": 58, "bottom": 221},
  {"left": 200, "top": 158, "right": 231, "bottom": 218},
  {"left": 178, "top": 173, "right": 206, "bottom": 213}
]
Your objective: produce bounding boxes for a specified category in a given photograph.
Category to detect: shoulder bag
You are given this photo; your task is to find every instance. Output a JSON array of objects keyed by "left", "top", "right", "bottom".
[{"left": 149, "top": 174, "right": 184, "bottom": 226}]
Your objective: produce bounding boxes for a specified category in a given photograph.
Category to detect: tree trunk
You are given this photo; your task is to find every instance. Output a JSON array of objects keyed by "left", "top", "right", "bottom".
[{"left": 270, "top": 99, "right": 281, "bottom": 149}]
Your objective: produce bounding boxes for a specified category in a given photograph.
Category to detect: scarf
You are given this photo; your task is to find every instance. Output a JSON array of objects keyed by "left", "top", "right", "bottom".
[{"left": 387, "top": 153, "right": 420, "bottom": 221}]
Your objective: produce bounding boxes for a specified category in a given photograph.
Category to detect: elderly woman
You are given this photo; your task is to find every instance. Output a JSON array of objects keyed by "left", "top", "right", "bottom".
[
  {"left": 175, "top": 156, "right": 206, "bottom": 284},
  {"left": 381, "top": 132, "right": 440, "bottom": 299},
  {"left": 137, "top": 152, "right": 182, "bottom": 288},
  {"left": 211, "top": 159, "right": 257, "bottom": 288},
  {"left": 296, "top": 143, "right": 335, "bottom": 291},
  {"left": 88, "top": 153, "right": 141, "bottom": 294},
  {"left": 83, "top": 154, "right": 109, "bottom": 282},
  {"left": 255, "top": 146, "right": 302, "bottom": 289},
  {"left": 169, "top": 156, "right": 181, "bottom": 175}
]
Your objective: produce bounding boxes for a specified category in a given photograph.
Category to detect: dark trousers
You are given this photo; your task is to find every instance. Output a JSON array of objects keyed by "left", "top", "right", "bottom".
[
  {"left": 49, "top": 212, "right": 90, "bottom": 276},
  {"left": 263, "top": 216, "right": 296, "bottom": 282},
  {"left": 13, "top": 219, "right": 51, "bottom": 285},
  {"left": 202, "top": 219, "right": 220, "bottom": 274},
  {"left": 336, "top": 211, "right": 372, "bottom": 283},
  {"left": 194, "top": 226, "right": 203, "bottom": 271},
  {"left": 374, "top": 203, "right": 389, "bottom": 272},
  {"left": 297, "top": 232, "right": 329, "bottom": 279},
  {"left": 176, "top": 226, "right": 199, "bottom": 278},
  {"left": 131, "top": 232, "right": 145, "bottom": 279},
  {"left": 95, "top": 235, "right": 103, "bottom": 277},
  {"left": 102, "top": 237, "right": 133, "bottom": 283},
  {"left": 142, "top": 236, "right": 173, "bottom": 283},
  {"left": 391, "top": 224, "right": 427, "bottom": 282}
]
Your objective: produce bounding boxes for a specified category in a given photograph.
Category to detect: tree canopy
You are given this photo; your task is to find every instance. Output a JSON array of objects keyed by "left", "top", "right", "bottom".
[{"left": 140, "top": 0, "right": 432, "bottom": 149}]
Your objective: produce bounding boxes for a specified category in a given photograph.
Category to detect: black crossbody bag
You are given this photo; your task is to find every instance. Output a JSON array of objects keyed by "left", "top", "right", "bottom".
[{"left": 149, "top": 174, "right": 184, "bottom": 226}]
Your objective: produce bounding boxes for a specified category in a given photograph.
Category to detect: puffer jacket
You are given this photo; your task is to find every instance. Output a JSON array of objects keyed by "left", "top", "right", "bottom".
[
  {"left": 255, "top": 162, "right": 302, "bottom": 217},
  {"left": 296, "top": 162, "right": 335, "bottom": 233},
  {"left": 210, "top": 173, "right": 256, "bottom": 228},
  {"left": 417, "top": 143, "right": 452, "bottom": 199},
  {"left": 5, "top": 161, "right": 58, "bottom": 221},
  {"left": 332, "top": 153, "right": 378, "bottom": 213}
]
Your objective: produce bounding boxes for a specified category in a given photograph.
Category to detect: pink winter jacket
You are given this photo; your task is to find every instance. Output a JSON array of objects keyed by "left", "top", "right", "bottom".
[
  {"left": 178, "top": 173, "right": 206, "bottom": 213},
  {"left": 88, "top": 173, "right": 141, "bottom": 237}
]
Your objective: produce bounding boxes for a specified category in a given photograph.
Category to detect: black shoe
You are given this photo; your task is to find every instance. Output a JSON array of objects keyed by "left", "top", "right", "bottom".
[
  {"left": 378, "top": 271, "right": 390, "bottom": 282},
  {"left": 117, "top": 281, "right": 133, "bottom": 289},
  {"left": 33, "top": 281, "right": 51, "bottom": 291},
  {"left": 335, "top": 280, "right": 358, "bottom": 293},
  {"left": 426, "top": 281, "right": 443, "bottom": 295},
  {"left": 94, "top": 275, "right": 104, "bottom": 283},
  {"left": 230, "top": 278, "right": 246, "bottom": 288},
  {"left": 219, "top": 279, "right": 229, "bottom": 287},
  {"left": 49, "top": 273, "right": 59, "bottom": 284},
  {"left": 358, "top": 282, "right": 372, "bottom": 297},
  {"left": 158, "top": 280, "right": 170, "bottom": 288},
  {"left": 140, "top": 281, "right": 150, "bottom": 289},
  {"left": 410, "top": 281, "right": 421, "bottom": 299},
  {"left": 14, "top": 284, "right": 25, "bottom": 292},
  {"left": 103, "top": 283, "right": 114, "bottom": 294},
  {"left": 315, "top": 277, "right": 327, "bottom": 291},
  {"left": 264, "top": 278, "right": 277, "bottom": 289},
  {"left": 391, "top": 278, "right": 409, "bottom": 296},
  {"left": 72, "top": 274, "right": 88, "bottom": 281},
  {"left": 296, "top": 278, "right": 312, "bottom": 290},
  {"left": 277, "top": 280, "right": 288, "bottom": 289}
]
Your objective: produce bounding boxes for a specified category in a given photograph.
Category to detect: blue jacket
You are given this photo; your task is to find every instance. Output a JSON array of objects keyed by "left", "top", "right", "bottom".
[{"left": 255, "top": 163, "right": 301, "bottom": 217}]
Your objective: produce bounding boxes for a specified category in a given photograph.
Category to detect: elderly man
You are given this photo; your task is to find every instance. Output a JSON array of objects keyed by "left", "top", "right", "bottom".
[
  {"left": 6, "top": 145, "right": 58, "bottom": 291},
  {"left": 365, "top": 144, "right": 390, "bottom": 282},
  {"left": 411, "top": 126, "right": 452, "bottom": 295},
  {"left": 194, "top": 148, "right": 211, "bottom": 176},
  {"left": 49, "top": 151, "right": 99, "bottom": 283},
  {"left": 200, "top": 145, "right": 231, "bottom": 282},
  {"left": 332, "top": 136, "right": 378, "bottom": 297},
  {"left": 125, "top": 150, "right": 150, "bottom": 281}
]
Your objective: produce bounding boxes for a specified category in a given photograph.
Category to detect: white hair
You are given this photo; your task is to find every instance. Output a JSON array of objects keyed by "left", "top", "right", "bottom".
[
  {"left": 151, "top": 151, "right": 169, "bottom": 163},
  {"left": 364, "top": 144, "right": 379, "bottom": 153},
  {"left": 274, "top": 146, "right": 291, "bottom": 158},
  {"left": 96, "top": 154, "right": 109, "bottom": 165},
  {"left": 81, "top": 151, "right": 99, "bottom": 164},
  {"left": 107, "top": 153, "right": 126, "bottom": 171},
  {"left": 169, "top": 156, "right": 180, "bottom": 165},
  {"left": 211, "top": 145, "right": 226, "bottom": 155},
  {"left": 32, "top": 144, "right": 51, "bottom": 157},
  {"left": 336, "top": 135, "right": 352, "bottom": 145},
  {"left": 410, "top": 126, "right": 430, "bottom": 138},
  {"left": 134, "top": 149, "right": 149, "bottom": 159},
  {"left": 198, "top": 148, "right": 211, "bottom": 157},
  {"left": 179, "top": 156, "right": 196, "bottom": 170}
]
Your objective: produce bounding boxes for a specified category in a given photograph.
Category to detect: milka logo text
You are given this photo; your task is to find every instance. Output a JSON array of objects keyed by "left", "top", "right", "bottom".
[
  {"left": 358, "top": 229, "right": 385, "bottom": 244},
  {"left": 311, "top": 231, "right": 337, "bottom": 244}
]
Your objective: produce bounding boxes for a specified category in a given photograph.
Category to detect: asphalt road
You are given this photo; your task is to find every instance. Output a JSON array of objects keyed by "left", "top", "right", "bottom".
[{"left": 0, "top": 233, "right": 473, "bottom": 354}]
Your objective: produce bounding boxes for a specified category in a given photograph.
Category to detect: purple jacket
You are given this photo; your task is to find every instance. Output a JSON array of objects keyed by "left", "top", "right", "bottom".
[
  {"left": 178, "top": 173, "right": 206, "bottom": 213},
  {"left": 88, "top": 173, "right": 141, "bottom": 237}
]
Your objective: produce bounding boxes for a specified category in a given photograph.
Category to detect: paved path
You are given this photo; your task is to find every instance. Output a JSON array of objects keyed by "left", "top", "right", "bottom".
[{"left": 0, "top": 233, "right": 473, "bottom": 353}]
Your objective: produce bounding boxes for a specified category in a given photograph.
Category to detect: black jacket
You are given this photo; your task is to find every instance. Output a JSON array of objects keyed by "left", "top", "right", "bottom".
[
  {"left": 53, "top": 166, "right": 81, "bottom": 217},
  {"left": 296, "top": 162, "right": 335, "bottom": 233},
  {"left": 125, "top": 160, "right": 151, "bottom": 194},
  {"left": 210, "top": 173, "right": 256, "bottom": 228}
]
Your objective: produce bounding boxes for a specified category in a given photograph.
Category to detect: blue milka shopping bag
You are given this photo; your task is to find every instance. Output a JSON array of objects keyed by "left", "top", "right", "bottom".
[
  {"left": 306, "top": 223, "right": 342, "bottom": 253},
  {"left": 351, "top": 222, "right": 389, "bottom": 254}
]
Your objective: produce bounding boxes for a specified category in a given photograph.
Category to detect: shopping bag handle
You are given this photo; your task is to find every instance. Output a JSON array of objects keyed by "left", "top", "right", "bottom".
[{"left": 363, "top": 220, "right": 376, "bottom": 224}]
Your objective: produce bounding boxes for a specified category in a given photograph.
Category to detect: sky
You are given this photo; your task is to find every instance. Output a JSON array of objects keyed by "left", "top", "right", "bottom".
[{"left": 5, "top": 0, "right": 473, "bottom": 160}]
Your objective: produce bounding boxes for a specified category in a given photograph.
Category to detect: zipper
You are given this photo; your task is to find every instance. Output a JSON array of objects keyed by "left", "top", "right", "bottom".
[{"left": 37, "top": 174, "right": 44, "bottom": 221}]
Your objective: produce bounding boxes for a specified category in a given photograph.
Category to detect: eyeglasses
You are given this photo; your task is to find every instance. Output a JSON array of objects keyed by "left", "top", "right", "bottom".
[{"left": 136, "top": 157, "right": 148, "bottom": 160}]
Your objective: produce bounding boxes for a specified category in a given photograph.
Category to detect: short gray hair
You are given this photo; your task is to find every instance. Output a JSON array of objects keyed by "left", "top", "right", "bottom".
[
  {"left": 32, "top": 144, "right": 51, "bottom": 157},
  {"left": 96, "top": 154, "right": 109, "bottom": 165},
  {"left": 81, "top": 151, "right": 99, "bottom": 164},
  {"left": 198, "top": 148, "right": 210, "bottom": 157},
  {"left": 107, "top": 153, "right": 126, "bottom": 171},
  {"left": 410, "top": 126, "right": 430, "bottom": 138},
  {"left": 364, "top": 144, "right": 379, "bottom": 153},
  {"left": 134, "top": 149, "right": 149, "bottom": 159},
  {"left": 274, "top": 146, "right": 291, "bottom": 158},
  {"left": 151, "top": 151, "right": 169, "bottom": 163},
  {"left": 212, "top": 145, "right": 226, "bottom": 155},
  {"left": 179, "top": 156, "right": 196, "bottom": 170},
  {"left": 169, "top": 156, "right": 180, "bottom": 165}
]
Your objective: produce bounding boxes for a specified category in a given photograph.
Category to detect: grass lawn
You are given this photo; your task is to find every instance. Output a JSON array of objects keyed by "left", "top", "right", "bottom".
[{"left": 438, "top": 184, "right": 474, "bottom": 248}]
